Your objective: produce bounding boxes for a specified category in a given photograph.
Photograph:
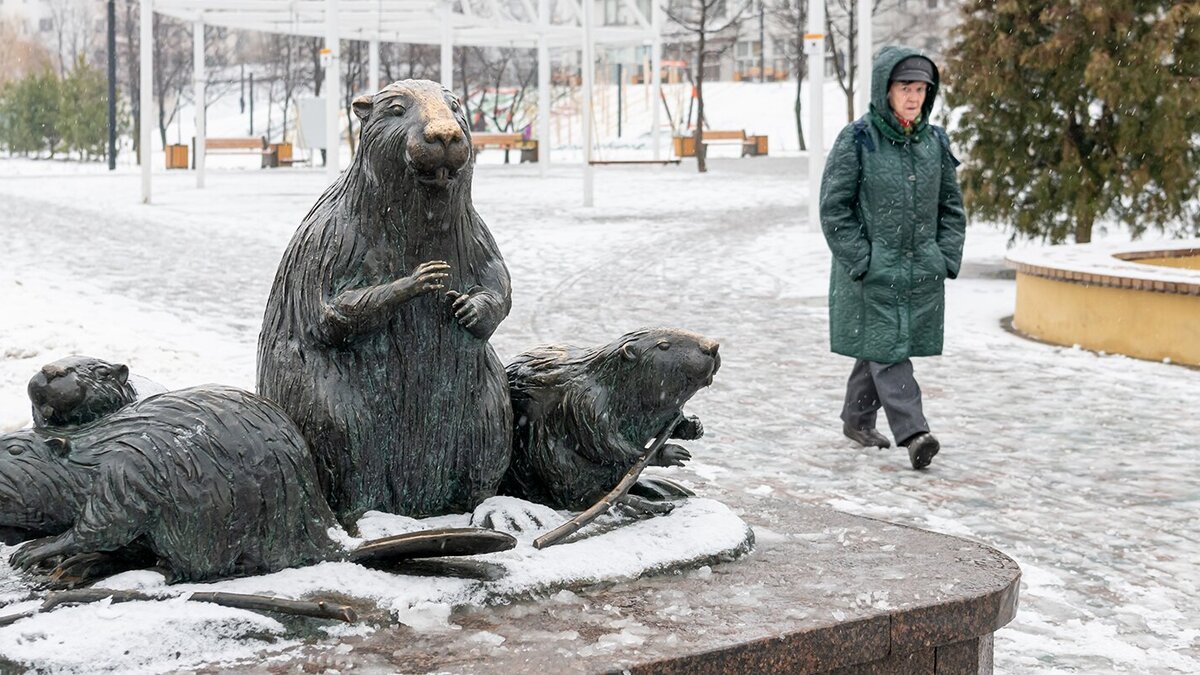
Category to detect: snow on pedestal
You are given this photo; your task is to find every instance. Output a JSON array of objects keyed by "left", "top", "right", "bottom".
[{"left": 0, "top": 498, "right": 752, "bottom": 674}]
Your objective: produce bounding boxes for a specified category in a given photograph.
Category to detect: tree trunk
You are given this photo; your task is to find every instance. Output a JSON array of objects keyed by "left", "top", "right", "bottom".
[
  {"left": 123, "top": 0, "right": 140, "bottom": 162},
  {"left": 694, "top": 12, "right": 708, "bottom": 174},
  {"left": 457, "top": 47, "right": 472, "bottom": 126},
  {"left": 157, "top": 93, "right": 168, "bottom": 149},
  {"left": 793, "top": 15, "right": 807, "bottom": 152},
  {"left": 1074, "top": 213, "right": 1094, "bottom": 244},
  {"left": 794, "top": 76, "right": 806, "bottom": 151},
  {"left": 312, "top": 42, "right": 323, "bottom": 97},
  {"left": 846, "top": 0, "right": 856, "bottom": 121}
]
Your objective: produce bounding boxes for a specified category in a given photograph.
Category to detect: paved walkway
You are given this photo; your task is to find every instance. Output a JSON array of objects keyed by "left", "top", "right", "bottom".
[{"left": 0, "top": 158, "right": 1196, "bottom": 672}]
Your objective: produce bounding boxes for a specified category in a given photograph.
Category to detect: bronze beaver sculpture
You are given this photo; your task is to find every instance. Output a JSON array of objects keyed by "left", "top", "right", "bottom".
[
  {"left": 500, "top": 328, "right": 721, "bottom": 511},
  {"left": 27, "top": 356, "right": 139, "bottom": 429},
  {"left": 3, "top": 385, "right": 340, "bottom": 581},
  {"left": 258, "top": 79, "right": 512, "bottom": 521},
  {"left": 2, "top": 384, "right": 515, "bottom": 584}
]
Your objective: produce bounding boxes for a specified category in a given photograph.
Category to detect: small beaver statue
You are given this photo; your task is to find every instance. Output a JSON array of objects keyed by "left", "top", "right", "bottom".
[
  {"left": 2, "top": 384, "right": 514, "bottom": 584},
  {"left": 27, "top": 356, "right": 142, "bottom": 429},
  {"left": 500, "top": 328, "right": 720, "bottom": 511},
  {"left": 258, "top": 79, "right": 513, "bottom": 521}
]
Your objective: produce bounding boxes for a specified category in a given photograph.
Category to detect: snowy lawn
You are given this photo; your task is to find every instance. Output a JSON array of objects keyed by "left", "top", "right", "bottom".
[{"left": 0, "top": 157, "right": 1196, "bottom": 673}]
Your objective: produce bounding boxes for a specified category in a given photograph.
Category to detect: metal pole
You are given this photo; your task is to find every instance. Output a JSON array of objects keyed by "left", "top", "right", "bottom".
[
  {"left": 441, "top": 5, "right": 453, "bottom": 89},
  {"left": 106, "top": 0, "right": 116, "bottom": 170},
  {"left": 582, "top": 0, "right": 595, "bottom": 207},
  {"left": 537, "top": 0, "right": 551, "bottom": 173},
  {"left": 856, "top": 0, "right": 871, "bottom": 117},
  {"left": 369, "top": 38, "right": 380, "bottom": 91},
  {"left": 194, "top": 18, "right": 205, "bottom": 188},
  {"left": 650, "top": 0, "right": 662, "bottom": 161},
  {"left": 616, "top": 63, "right": 622, "bottom": 137},
  {"left": 325, "top": 0, "right": 340, "bottom": 181},
  {"left": 806, "top": 0, "right": 825, "bottom": 228},
  {"left": 248, "top": 72, "right": 254, "bottom": 135},
  {"left": 139, "top": 0, "right": 152, "bottom": 203}
]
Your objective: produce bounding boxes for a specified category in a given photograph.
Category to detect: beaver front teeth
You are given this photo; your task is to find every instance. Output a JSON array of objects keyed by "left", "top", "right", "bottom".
[{"left": 415, "top": 166, "right": 456, "bottom": 187}]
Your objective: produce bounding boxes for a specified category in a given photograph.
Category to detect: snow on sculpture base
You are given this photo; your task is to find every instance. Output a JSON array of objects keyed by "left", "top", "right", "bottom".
[{"left": 0, "top": 497, "right": 753, "bottom": 674}]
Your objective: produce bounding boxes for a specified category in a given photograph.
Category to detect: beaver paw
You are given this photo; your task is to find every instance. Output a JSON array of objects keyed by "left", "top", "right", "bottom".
[
  {"left": 656, "top": 443, "right": 692, "bottom": 468},
  {"left": 672, "top": 415, "right": 705, "bottom": 440},
  {"left": 616, "top": 494, "right": 676, "bottom": 516},
  {"left": 46, "top": 550, "right": 157, "bottom": 589},
  {"left": 10, "top": 534, "right": 75, "bottom": 572},
  {"left": 470, "top": 496, "right": 564, "bottom": 535}
]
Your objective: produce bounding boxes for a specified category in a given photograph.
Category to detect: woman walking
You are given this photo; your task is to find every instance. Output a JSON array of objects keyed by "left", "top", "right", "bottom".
[{"left": 819, "top": 45, "right": 967, "bottom": 470}]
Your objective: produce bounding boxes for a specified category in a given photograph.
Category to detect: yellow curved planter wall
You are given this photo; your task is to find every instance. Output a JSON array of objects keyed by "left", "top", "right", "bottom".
[
  {"left": 1014, "top": 273, "right": 1200, "bottom": 366},
  {"left": 1135, "top": 255, "right": 1200, "bottom": 271}
]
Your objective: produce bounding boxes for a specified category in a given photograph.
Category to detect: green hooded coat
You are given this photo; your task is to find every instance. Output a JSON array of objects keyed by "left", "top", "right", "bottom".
[{"left": 819, "top": 45, "right": 967, "bottom": 363}]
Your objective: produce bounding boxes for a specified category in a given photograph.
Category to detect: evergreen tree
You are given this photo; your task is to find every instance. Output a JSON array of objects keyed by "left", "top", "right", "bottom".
[
  {"left": 0, "top": 71, "right": 62, "bottom": 156},
  {"left": 945, "top": 1, "right": 1200, "bottom": 243},
  {"left": 29, "top": 69, "right": 63, "bottom": 157},
  {"left": 60, "top": 57, "right": 110, "bottom": 160}
]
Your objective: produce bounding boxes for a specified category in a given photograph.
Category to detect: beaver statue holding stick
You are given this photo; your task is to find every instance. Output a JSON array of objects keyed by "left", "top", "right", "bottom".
[
  {"left": 500, "top": 328, "right": 721, "bottom": 512},
  {"left": 258, "top": 80, "right": 513, "bottom": 521}
]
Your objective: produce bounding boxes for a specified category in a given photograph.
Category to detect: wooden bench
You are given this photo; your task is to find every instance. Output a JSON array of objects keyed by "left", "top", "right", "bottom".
[
  {"left": 192, "top": 136, "right": 268, "bottom": 168},
  {"left": 262, "top": 142, "right": 310, "bottom": 168},
  {"left": 673, "top": 130, "right": 768, "bottom": 158},
  {"left": 472, "top": 133, "right": 538, "bottom": 163}
]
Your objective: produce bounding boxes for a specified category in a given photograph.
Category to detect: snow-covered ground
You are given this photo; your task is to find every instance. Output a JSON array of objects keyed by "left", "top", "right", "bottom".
[{"left": 0, "top": 151, "right": 1196, "bottom": 674}]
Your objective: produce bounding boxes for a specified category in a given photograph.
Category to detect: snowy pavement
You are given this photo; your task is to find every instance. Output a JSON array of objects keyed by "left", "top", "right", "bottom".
[{"left": 0, "top": 158, "right": 1197, "bottom": 673}]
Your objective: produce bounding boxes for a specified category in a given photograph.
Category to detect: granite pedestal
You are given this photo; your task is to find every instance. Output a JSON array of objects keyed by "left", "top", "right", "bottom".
[{"left": 264, "top": 498, "right": 1019, "bottom": 674}]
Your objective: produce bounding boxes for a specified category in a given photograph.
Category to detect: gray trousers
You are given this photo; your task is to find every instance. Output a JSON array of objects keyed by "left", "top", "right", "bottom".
[{"left": 840, "top": 359, "right": 929, "bottom": 445}]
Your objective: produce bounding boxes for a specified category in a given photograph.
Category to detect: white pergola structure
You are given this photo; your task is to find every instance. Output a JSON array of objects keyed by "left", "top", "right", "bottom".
[{"left": 142, "top": 0, "right": 668, "bottom": 205}]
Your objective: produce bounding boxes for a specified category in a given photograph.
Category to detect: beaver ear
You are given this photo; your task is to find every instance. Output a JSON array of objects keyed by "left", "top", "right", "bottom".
[
  {"left": 620, "top": 343, "right": 638, "bottom": 361},
  {"left": 352, "top": 95, "right": 374, "bottom": 122},
  {"left": 113, "top": 364, "right": 129, "bottom": 384},
  {"left": 45, "top": 436, "right": 71, "bottom": 457}
]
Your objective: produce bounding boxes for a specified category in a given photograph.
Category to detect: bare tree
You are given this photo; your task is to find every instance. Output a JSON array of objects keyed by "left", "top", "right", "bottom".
[
  {"left": 118, "top": 0, "right": 141, "bottom": 159},
  {"left": 46, "top": 0, "right": 99, "bottom": 77},
  {"left": 341, "top": 39, "right": 367, "bottom": 154},
  {"left": 665, "top": 0, "right": 750, "bottom": 172},
  {"left": 826, "top": 0, "right": 890, "bottom": 121},
  {"left": 151, "top": 14, "right": 192, "bottom": 147},
  {"left": 472, "top": 48, "right": 538, "bottom": 129},
  {"left": 465, "top": 47, "right": 538, "bottom": 162},
  {"left": 198, "top": 27, "right": 239, "bottom": 114},
  {"left": 262, "top": 34, "right": 308, "bottom": 142},
  {"left": 381, "top": 43, "right": 439, "bottom": 83},
  {"left": 455, "top": 46, "right": 478, "bottom": 131},
  {"left": 307, "top": 37, "right": 326, "bottom": 97},
  {"left": 825, "top": 0, "right": 931, "bottom": 122},
  {"left": 767, "top": 0, "right": 807, "bottom": 150}
]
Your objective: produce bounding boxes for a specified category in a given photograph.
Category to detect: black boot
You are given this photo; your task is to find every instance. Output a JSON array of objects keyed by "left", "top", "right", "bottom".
[
  {"left": 843, "top": 423, "right": 891, "bottom": 449},
  {"left": 903, "top": 432, "right": 940, "bottom": 470}
]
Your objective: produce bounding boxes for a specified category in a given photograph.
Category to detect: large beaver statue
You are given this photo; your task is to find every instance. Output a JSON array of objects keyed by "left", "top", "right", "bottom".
[
  {"left": 500, "top": 328, "right": 721, "bottom": 511},
  {"left": 2, "top": 385, "right": 340, "bottom": 581},
  {"left": 258, "top": 79, "right": 512, "bottom": 520}
]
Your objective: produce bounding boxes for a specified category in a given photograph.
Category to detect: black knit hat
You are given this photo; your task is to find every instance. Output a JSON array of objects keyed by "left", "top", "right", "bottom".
[{"left": 890, "top": 56, "right": 935, "bottom": 85}]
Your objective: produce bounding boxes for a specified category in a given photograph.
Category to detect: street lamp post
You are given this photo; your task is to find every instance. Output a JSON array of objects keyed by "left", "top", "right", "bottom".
[{"left": 106, "top": 0, "right": 116, "bottom": 171}]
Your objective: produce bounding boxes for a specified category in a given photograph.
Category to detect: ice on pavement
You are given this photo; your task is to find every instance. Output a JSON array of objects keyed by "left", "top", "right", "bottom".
[{"left": 0, "top": 157, "right": 1196, "bottom": 673}]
